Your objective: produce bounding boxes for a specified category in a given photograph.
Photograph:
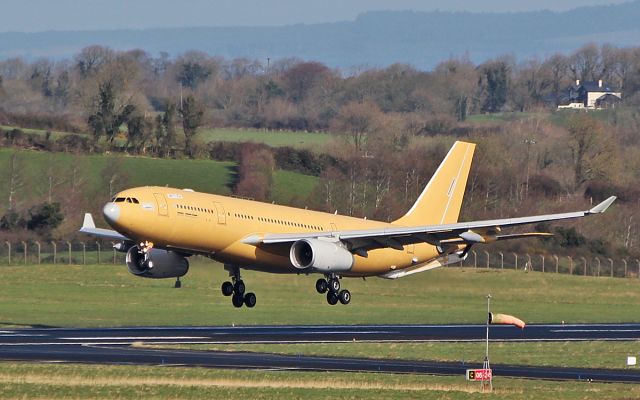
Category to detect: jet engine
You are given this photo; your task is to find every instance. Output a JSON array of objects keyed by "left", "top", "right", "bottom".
[
  {"left": 126, "top": 246, "right": 189, "bottom": 279},
  {"left": 289, "top": 238, "right": 353, "bottom": 272}
]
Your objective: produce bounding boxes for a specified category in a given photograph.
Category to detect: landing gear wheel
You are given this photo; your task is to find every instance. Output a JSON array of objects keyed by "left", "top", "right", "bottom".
[
  {"left": 244, "top": 292, "right": 257, "bottom": 308},
  {"left": 174, "top": 278, "right": 182, "bottom": 288},
  {"left": 327, "top": 291, "right": 339, "bottom": 305},
  {"left": 315, "top": 278, "right": 328, "bottom": 294},
  {"left": 232, "top": 294, "right": 244, "bottom": 308},
  {"left": 234, "top": 280, "right": 246, "bottom": 295},
  {"left": 221, "top": 281, "right": 234, "bottom": 296},
  {"left": 338, "top": 289, "right": 351, "bottom": 305},
  {"left": 329, "top": 278, "right": 340, "bottom": 293}
]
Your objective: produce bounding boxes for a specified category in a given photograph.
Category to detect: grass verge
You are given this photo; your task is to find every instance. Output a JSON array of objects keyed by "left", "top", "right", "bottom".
[
  {"left": 0, "top": 362, "right": 638, "bottom": 399},
  {"left": 0, "top": 263, "right": 639, "bottom": 327}
]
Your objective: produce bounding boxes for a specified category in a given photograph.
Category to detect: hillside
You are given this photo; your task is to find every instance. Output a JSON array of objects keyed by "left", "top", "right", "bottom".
[
  {"left": 1, "top": 1, "right": 640, "bottom": 68},
  {"left": 0, "top": 148, "right": 319, "bottom": 234}
]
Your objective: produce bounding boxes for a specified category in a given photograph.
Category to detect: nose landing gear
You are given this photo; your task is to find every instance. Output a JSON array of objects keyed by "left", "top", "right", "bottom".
[
  {"left": 315, "top": 274, "right": 350, "bottom": 305},
  {"left": 221, "top": 265, "right": 256, "bottom": 308}
]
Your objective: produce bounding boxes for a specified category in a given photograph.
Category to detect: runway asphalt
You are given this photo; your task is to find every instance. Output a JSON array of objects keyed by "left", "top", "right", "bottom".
[{"left": 0, "top": 324, "right": 638, "bottom": 383}]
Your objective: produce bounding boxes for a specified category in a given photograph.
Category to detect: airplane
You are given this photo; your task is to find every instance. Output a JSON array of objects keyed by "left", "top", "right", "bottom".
[{"left": 80, "top": 141, "right": 616, "bottom": 308}]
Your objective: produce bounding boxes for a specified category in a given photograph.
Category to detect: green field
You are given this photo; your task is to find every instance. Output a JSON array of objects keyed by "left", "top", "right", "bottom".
[
  {"left": 1, "top": 263, "right": 639, "bottom": 399},
  {"left": 0, "top": 125, "right": 74, "bottom": 140},
  {"left": 1, "top": 262, "right": 639, "bottom": 327},
  {"left": 1, "top": 362, "right": 637, "bottom": 400},
  {"left": 198, "top": 127, "right": 332, "bottom": 148},
  {"left": 0, "top": 148, "right": 319, "bottom": 210},
  {"left": 2, "top": 124, "right": 333, "bottom": 149}
]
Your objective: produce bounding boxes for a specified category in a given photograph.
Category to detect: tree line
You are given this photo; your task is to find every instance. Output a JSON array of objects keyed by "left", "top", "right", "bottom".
[
  {"left": 1, "top": 43, "right": 639, "bottom": 139},
  {"left": 1, "top": 44, "right": 640, "bottom": 258}
]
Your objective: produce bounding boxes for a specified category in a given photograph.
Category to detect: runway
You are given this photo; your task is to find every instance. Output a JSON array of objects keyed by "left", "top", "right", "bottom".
[{"left": 0, "top": 324, "right": 639, "bottom": 383}]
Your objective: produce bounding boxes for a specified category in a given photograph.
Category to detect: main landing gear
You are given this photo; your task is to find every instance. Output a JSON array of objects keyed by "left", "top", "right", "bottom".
[
  {"left": 315, "top": 274, "right": 350, "bottom": 305},
  {"left": 221, "top": 266, "right": 256, "bottom": 308}
]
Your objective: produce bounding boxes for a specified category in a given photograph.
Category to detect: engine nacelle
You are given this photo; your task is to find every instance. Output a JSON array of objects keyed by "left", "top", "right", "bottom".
[
  {"left": 289, "top": 238, "right": 353, "bottom": 272},
  {"left": 126, "top": 246, "right": 189, "bottom": 279}
]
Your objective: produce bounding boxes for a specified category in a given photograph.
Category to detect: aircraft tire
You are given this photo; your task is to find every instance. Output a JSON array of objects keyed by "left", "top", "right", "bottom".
[
  {"left": 244, "top": 292, "right": 257, "bottom": 308},
  {"left": 232, "top": 294, "right": 244, "bottom": 308},
  {"left": 222, "top": 281, "right": 234, "bottom": 296},
  {"left": 327, "top": 291, "right": 339, "bottom": 305},
  {"left": 234, "top": 280, "right": 246, "bottom": 295},
  {"left": 329, "top": 278, "right": 340, "bottom": 293},
  {"left": 338, "top": 289, "right": 351, "bottom": 305},
  {"left": 316, "top": 278, "right": 328, "bottom": 294}
]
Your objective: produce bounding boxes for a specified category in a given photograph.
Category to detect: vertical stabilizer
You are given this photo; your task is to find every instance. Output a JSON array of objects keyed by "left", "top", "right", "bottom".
[{"left": 394, "top": 141, "right": 475, "bottom": 226}]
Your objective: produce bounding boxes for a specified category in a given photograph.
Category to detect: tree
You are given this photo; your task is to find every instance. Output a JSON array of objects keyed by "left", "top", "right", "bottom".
[
  {"left": 331, "top": 101, "right": 382, "bottom": 152},
  {"left": 179, "top": 95, "right": 204, "bottom": 158},
  {"left": 153, "top": 102, "right": 177, "bottom": 157},
  {"left": 234, "top": 144, "right": 275, "bottom": 201},
  {"left": 480, "top": 60, "right": 510, "bottom": 113},
  {"left": 568, "top": 44, "right": 604, "bottom": 82},
  {"left": 541, "top": 54, "right": 568, "bottom": 107},
  {"left": 126, "top": 114, "right": 153, "bottom": 154},
  {"left": 87, "top": 80, "right": 135, "bottom": 150},
  {"left": 566, "top": 114, "right": 614, "bottom": 190},
  {"left": 75, "top": 45, "right": 114, "bottom": 78},
  {"left": 26, "top": 202, "right": 64, "bottom": 236},
  {"left": 282, "top": 61, "right": 331, "bottom": 103}
]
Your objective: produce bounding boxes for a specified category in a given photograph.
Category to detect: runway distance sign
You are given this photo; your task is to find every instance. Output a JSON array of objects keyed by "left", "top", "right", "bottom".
[{"left": 466, "top": 369, "right": 492, "bottom": 381}]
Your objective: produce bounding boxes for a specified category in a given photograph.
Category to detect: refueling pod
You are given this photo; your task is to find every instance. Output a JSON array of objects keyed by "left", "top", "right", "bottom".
[{"left": 289, "top": 238, "right": 354, "bottom": 272}]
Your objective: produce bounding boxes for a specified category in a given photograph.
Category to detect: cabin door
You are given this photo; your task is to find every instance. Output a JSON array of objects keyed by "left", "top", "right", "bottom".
[{"left": 153, "top": 193, "right": 169, "bottom": 217}]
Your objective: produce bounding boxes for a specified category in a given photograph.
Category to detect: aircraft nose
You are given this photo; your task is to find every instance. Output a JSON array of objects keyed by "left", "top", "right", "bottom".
[{"left": 103, "top": 202, "right": 121, "bottom": 225}]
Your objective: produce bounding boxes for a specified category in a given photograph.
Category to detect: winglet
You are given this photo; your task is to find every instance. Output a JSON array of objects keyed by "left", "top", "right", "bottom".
[
  {"left": 588, "top": 196, "right": 616, "bottom": 214},
  {"left": 82, "top": 213, "right": 96, "bottom": 229}
]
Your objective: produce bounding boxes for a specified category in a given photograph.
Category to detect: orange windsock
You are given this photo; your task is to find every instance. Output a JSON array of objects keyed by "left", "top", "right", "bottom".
[{"left": 488, "top": 313, "right": 526, "bottom": 329}]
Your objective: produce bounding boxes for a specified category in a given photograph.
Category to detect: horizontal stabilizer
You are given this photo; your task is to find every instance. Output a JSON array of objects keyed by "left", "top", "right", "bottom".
[{"left": 79, "top": 213, "right": 130, "bottom": 241}]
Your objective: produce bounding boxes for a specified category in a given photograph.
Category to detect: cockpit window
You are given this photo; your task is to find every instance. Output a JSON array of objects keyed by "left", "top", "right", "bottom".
[
  {"left": 131, "top": 198, "right": 139, "bottom": 204},
  {"left": 114, "top": 197, "right": 126, "bottom": 203}
]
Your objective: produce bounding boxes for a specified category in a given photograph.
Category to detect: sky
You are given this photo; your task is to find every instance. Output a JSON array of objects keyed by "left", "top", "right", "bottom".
[{"left": 0, "top": 0, "right": 633, "bottom": 32}]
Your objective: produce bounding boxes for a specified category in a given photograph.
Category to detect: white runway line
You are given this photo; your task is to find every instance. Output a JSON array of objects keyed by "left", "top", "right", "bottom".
[{"left": 61, "top": 336, "right": 210, "bottom": 340}]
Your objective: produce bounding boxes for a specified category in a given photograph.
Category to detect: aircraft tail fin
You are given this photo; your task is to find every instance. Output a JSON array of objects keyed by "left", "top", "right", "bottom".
[{"left": 394, "top": 141, "right": 475, "bottom": 226}]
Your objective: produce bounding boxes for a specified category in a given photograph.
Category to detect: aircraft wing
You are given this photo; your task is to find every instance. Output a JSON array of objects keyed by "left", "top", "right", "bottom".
[
  {"left": 246, "top": 196, "right": 616, "bottom": 253},
  {"left": 79, "top": 213, "right": 130, "bottom": 241}
]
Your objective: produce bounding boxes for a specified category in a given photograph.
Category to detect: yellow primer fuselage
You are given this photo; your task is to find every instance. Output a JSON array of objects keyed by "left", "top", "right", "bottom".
[{"left": 109, "top": 186, "right": 441, "bottom": 277}]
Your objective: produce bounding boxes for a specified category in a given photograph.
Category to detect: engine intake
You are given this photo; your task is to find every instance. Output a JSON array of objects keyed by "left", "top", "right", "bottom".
[
  {"left": 290, "top": 238, "right": 353, "bottom": 272},
  {"left": 126, "top": 246, "right": 189, "bottom": 279}
]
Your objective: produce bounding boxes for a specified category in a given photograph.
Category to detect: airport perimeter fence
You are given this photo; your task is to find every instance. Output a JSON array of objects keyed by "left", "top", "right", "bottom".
[
  {"left": 0, "top": 240, "right": 638, "bottom": 279},
  {"left": 0, "top": 240, "right": 126, "bottom": 266}
]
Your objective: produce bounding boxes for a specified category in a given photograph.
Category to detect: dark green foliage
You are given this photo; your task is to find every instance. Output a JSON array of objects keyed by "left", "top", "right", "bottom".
[
  {"left": 0, "top": 210, "right": 25, "bottom": 230},
  {"left": 481, "top": 61, "right": 509, "bottom": 112},
  {"left": 176, "top": 61, "right": 212, "bottom": 89},
  {"left": 0, "top": 203, "right": 64, "bottom": 237},
  {"left": 179, "top": 96, "right": 204, "bottom": 158},
  {"left": 554, "top": 226, "right": 587, "bottom": 248},
  {"left": 126, "top": 115, "right": 153, "bottom": 154},
  {"left": 264, "top": 80, "right": 284, "bottom": 99},
  {"left": 87, "top": 81, "right": 135, "bottom": 149},
  {"left": 154, "top": 103, "right": 177, "bottom": 157},
  {"left": 26, "top": 202, "right": 64, "bottom": 235}
]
